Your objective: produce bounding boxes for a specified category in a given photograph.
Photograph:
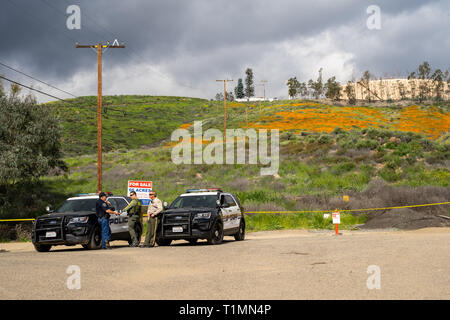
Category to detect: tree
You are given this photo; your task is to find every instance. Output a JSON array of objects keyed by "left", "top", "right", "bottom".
[
  {"left": 418, "top": 61, "right": 431, "bottom": 79},
  {"left": 308, "top": 68, "right": 324, "bottom": 99},
  {"left": 286, "top": 77, "right": 300, "bottom": 99},
  {"left": 234, "top": 78, "right": 245, "bottom": 99},
  {"left": 360, "top": 70, "right": 372, "bottom": 102},
  {"left": 0, "top": 92, "right": 66, "bottom": 186},
  {"left": 417, "top": 61, "right": 432, "bottom": 102},
  {"left": 9, "top": 83, "right": 21, "bottom": 101},
  {"left": 431, "top": 68, "right": 444, "bottom": 100},
  {"left": 298, "top": 82, "right": 308, "bottom": 98},
  {"left": 445, "top": 70, "right": 450, "bottom": 98},
  {"left": 344, "top": 81, "right": 356, "bottom": 105},
  {"left": 215, "top": 91, "right": 234, "bottom": 101},
  {"left": 324, "top": 76, "right": 341, "bottom": 101},
  {"left": 244, "top": 68, "right": 255, "bottom": 100},
  {"left": 397, "top": 80, "right": 407, "bottom": 100},
  {"left": 408, "top": 72, "right": 417, "bottom": 100}
]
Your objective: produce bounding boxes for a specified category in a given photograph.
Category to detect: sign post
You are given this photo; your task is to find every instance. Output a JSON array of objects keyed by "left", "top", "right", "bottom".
[
  {"left": 332, "top": 209, "right": 341, "bottom": 236},
  {"left": 127, "top": 180, "right": 152, "bottom": 206}
]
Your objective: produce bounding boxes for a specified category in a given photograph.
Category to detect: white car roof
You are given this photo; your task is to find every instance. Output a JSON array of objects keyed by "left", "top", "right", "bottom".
[
  {"left": 66, "top": 195, "right": 124, "bottom": 201},
  {"left": 66, "top": 196, "right": 98, "bottom": 200},
  {"left": 179, "top": 192, "right": 222, "bottom": 197}
]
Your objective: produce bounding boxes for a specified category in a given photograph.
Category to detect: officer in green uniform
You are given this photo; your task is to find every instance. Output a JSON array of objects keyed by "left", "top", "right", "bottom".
[
  {"left": 123, "top": 191, "right": 142, "bottom": 247},
  {"left": 141, "top": 191, "right": 163, "bottom": 248}
]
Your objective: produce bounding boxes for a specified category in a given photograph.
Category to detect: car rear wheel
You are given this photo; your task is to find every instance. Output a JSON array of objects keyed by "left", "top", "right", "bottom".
[
  {"left": 234, "top": 219, "right": 245, "bottom": 241},
  {"left": 34, "top": 244, "right": 52, "bottom": 252},
  {"left": 187, "top": 238, "right": 198, "bottom": 245},
  {"left": 207, "top": 220, "right": 223, "bottom": 245}
]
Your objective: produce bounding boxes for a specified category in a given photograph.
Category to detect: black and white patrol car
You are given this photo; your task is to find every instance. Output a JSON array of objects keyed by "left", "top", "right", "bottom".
[
  {"left": 32, "top": 193, "right": 141, "bottom": 252},
  {"left": 156, "top": 188, "right": 245, "bottom": 246}
]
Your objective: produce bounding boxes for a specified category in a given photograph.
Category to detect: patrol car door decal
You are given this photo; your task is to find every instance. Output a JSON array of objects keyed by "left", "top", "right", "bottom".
[
  {"left": 227, "top": 195, "right": 240, "bottom": 228},
  {"left": 223, "top": 195, "right": 237, "bottom": 230},
  {"left": 108, "top": 197, "right": 129, "bottom": 234}
]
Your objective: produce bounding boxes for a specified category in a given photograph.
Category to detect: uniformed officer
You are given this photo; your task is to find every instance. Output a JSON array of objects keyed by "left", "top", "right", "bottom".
[
  {"left": 123, "top": 191, "right": 142, "bottom": 247},
  {"left": 141, "top": 191, "right": 163, "bottom": 248},
  {"left": 96, "top": 192, "right": 119, "bottom": 249}
]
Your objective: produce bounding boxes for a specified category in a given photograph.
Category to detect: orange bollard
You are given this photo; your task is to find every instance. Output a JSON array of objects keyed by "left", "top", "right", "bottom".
[{"left": 332, "top": 209, "right": 341, "bottom": 236}]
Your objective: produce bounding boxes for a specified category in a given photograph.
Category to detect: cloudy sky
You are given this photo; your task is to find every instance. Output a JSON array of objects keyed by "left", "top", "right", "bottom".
[{"left": 0, "top": 0, "right": 449, "bottom": 102}]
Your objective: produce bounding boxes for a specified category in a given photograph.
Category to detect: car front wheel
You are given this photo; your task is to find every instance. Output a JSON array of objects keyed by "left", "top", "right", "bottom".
[
  {"left": 207, "top": 220, "right": 223, "bottom": 245},
  {"left": 34, "top": 244, "right": 52, "bottom": 252},
  {"left": 85, "top": 226, "right": 101, "bottom": 250}
]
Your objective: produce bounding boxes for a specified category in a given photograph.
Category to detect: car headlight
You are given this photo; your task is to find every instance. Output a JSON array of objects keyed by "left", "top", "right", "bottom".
[
  {"left": 194, "top": 212, "right": 211, "bottom": 219},
  {"left": 69, "top": 216, "right": 89, "bottom": 223}
]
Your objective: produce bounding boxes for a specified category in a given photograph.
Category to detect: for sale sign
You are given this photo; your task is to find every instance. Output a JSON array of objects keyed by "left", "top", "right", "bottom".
[
  {"left": 332, "top": 210, "right": 341, "bottom": 224},
  {"left": 127, "top": 180, "right": 152, "bottom": 206}
]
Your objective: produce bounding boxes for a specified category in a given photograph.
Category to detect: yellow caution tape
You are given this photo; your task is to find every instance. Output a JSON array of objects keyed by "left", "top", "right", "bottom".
[
  {"left": 246, "top": 202, "right": 450, "bottom": 214},
  {"left": 1, "top": 202, "right": 449, "bottom": 222},
  {"left": 0, "top": 218, "right": 36, "bottom": 222}
]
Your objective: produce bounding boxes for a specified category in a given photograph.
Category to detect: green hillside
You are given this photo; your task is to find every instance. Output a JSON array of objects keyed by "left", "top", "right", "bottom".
[
  {"left": 3, "top": 96, "right": 449, "bottom": 227},
  {"left": 47, "top": 95, "right": 221, "bottom": 155}
]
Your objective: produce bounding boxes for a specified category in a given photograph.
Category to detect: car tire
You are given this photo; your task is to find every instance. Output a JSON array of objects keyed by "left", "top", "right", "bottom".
[
  {"left": 156, "top": 238, "right": 172, "bottom": 246},
  {"left": 187, "top": 238, "right": 198, "bottom": 245},
  {"left": 34, "top": 244, "right": 52, "bottom": 252},
  {"left": 234, "top": 218, "right": 245, "bottom": 241},
  {"left": 207, "top": 220, "right": 223, "bottom": 245},
  {"left": 86, "top": 226, "right": 101, "bottom": 250}
]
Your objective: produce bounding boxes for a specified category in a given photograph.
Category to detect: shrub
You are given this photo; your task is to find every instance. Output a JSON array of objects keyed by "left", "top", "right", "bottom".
[
  {"left": 331, "top": 162, "right": 356, "bottom": 175},
  {"left": 356, "top": 139, "right": 378, "bottom": 150},
  {"left": 379, "top": 167, "right": 401, "bottom": 182},
  {"left": 318, "top": 134, "right": 333, "bottom": 144}
]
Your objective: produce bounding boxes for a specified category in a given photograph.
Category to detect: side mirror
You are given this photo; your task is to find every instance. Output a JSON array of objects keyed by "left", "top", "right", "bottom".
[
  {"left": 163, "top": 201, "right": 168, "bottom": 209},
  {"left": 216, "top": 200, "right": 221, "bottom": 207},
  {"left": 46, "top": 206, "right": 51, "bottom": 213}
]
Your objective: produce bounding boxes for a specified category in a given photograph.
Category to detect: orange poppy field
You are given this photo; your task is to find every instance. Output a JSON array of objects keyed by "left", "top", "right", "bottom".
[{"left": 247, "top": 103, "right": 450, "bottom": 139}]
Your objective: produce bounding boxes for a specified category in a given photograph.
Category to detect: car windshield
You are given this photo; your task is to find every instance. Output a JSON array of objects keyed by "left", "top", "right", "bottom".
[
  {"left": 56, "top": 199, "right": 97, "bottom": 213},
  {"left": 169, "top": 195, "right": 217, "bottom": 209}
]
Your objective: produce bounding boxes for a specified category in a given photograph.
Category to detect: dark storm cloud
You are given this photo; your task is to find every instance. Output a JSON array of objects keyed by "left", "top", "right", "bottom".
[{"left": 0, "top": 0, "right": 447, "bottom": 100}]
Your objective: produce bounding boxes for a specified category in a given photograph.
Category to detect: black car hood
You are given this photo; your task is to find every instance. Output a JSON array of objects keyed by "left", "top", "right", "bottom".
[
  {"left": 164, "top": 207, "right": 216, "bottom": 214},
  {"left": 38, "top": 211, "right": 94, "bottom": 219}
]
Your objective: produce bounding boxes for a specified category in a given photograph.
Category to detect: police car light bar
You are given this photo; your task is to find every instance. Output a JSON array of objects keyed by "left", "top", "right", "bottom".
[
  {"left": 186, "top": 188, "right": 223, "bottom": 193},
  {"left": 75, "top": 192, "right": 113, "bottom": 197}
]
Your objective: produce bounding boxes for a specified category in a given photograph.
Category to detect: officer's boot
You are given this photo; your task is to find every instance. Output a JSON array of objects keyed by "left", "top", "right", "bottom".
[{"left": 105, "top": 240, "right": 112, "bottom": 249}]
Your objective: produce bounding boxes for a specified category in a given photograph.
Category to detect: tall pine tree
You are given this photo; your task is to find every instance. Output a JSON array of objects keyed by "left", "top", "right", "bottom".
[
  {"left": 244, "top": 68, "right": 255, "bottom": 100},
  {"left": 234, "top": 78, "right": 245, "bottom": 99}
]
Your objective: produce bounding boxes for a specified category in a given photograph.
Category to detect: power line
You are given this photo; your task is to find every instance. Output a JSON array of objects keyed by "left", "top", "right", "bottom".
[
  {"left": 0, "top": 61, "right": 77, "bottom": 98},
  {"left": 37, "top": 0, "right": 199, "bottom": 92},
  {"left": 0, "top": 75, "right": 73, "bottom": 104}
]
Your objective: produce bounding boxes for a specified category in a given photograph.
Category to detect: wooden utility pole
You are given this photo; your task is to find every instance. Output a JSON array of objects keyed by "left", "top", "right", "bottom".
[
  {"left": 216, "top": 79, "right": 233, "bottom": 142},
  {"left": 246, "top": 105, "right": 248, "bottom": 129},
  {"left": 258, "top": 80, "right": 268, "bottom": 113},
  {"left": 259, "top": 80, "right": 268, "bottom": 101},
  {"left": 76, "top": 41, "right": 125, "bottom": 192}
]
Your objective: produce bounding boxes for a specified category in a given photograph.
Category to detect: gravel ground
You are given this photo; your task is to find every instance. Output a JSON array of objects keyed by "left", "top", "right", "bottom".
[{"left": 0, "top": 228, "right": 449, "bottom": 300}]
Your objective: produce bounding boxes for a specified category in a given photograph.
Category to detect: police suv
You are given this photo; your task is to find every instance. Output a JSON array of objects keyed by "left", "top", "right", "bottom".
[
  {"left": 32, "top": 193, "right": 140, "bottom": 252},
  {"left": 156, "top": 188, "right": 245, "bottom": 246}
]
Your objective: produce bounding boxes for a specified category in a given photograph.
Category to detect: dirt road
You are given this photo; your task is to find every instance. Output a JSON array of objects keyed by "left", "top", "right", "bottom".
[{"left": 0, "top": 228, "right": 449, "bottom": 300}]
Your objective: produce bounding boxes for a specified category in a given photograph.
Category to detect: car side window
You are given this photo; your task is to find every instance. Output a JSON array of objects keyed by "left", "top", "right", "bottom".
[
  {"left": 110, "top": 198, "right": 128, "bottom": 211},
  {"left": 224, "top": 195, "right": 237, "bottom": 207},
  {"left": 107, "top": 198, "right": 118, "bottom": 211}
]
